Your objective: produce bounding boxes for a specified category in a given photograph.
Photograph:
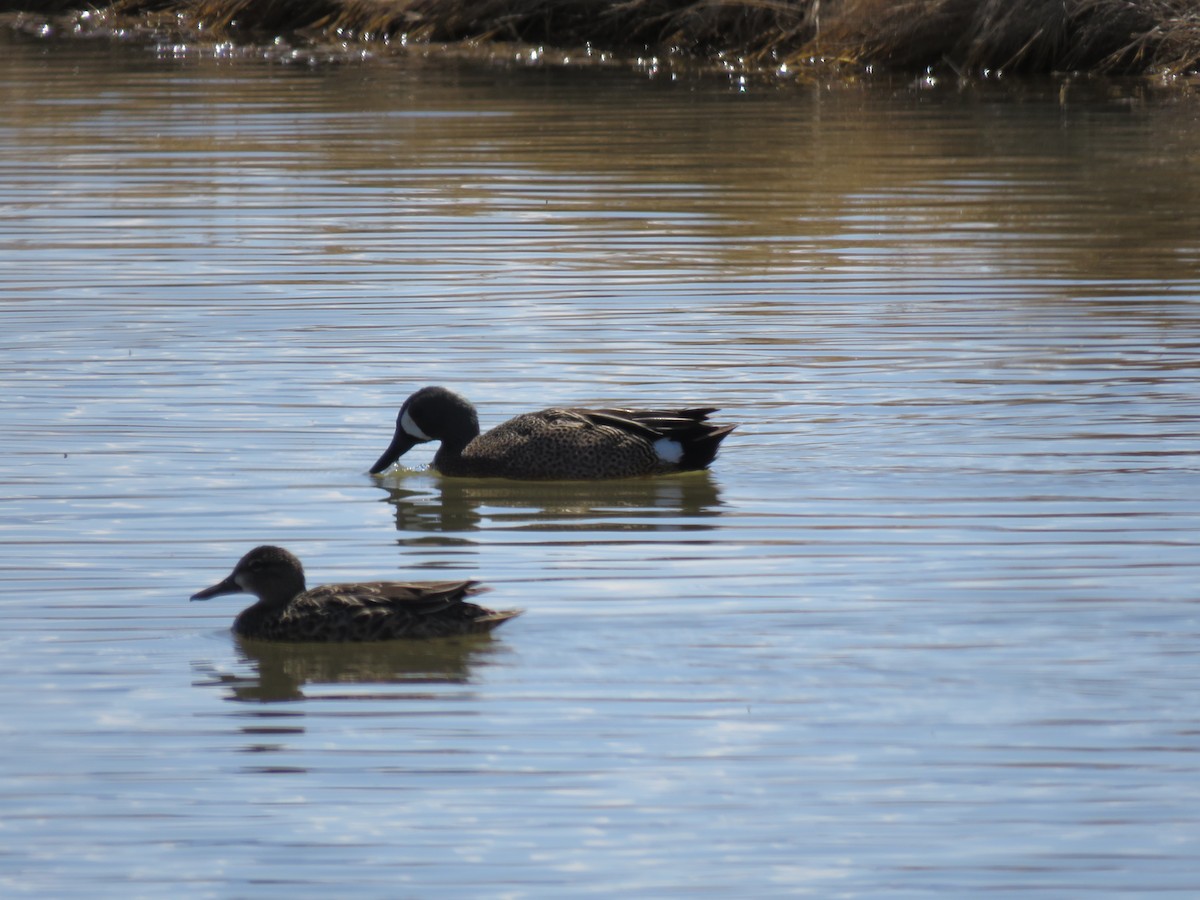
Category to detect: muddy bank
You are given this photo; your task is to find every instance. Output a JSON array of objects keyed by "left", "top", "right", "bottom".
[{"left": 6, "top": 0, "right": 1200, "bottom": 79}]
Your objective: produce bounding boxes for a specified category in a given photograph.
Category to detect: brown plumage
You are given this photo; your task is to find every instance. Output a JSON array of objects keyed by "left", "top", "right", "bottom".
[
  {"left": 370, "top": 386, "right": 736, "bottom": 479},
  {"left": 190, "top": 545, "right": 520, "bottom": 642}
]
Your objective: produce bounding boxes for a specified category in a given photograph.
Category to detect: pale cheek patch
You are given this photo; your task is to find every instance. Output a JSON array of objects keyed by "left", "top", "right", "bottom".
[
  {"left": 400, "top": 408, "right": 432, "bottom": 441},
  {"left": 653, "top": 437, "right": 683, "bottom": 464}
]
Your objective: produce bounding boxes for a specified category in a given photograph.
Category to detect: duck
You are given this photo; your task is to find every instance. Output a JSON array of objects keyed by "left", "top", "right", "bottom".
[
  {"left": 369, "top": 386, "right": 736, "bottom": 480},
  {"left": 190, "top": 545, "right": 521, "bottom": 642}
]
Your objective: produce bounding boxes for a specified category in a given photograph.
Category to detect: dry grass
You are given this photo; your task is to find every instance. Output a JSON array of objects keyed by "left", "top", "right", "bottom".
[
  {"left": 820, "top": 0, "right": 1200, "bottom": 74},
  {"left": 56, "top": 0, "right": 1200, "bottom": 76},
  {"left": 1087, "top": 0, "right": 1200, "bottom": 74}
]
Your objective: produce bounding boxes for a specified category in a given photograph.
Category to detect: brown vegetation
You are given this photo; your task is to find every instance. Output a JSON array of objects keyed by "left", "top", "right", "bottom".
[
  {"left": 824, "top": 0, "right": 1200, "bottom": 75},
  {"left": 17, "top": 0, "right": 1200, "bottom": 77}
]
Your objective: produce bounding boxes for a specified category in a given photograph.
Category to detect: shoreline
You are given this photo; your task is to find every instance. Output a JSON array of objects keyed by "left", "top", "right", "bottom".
[{"left": 5, "top": 0, "right": 1200, "bottom": 82}]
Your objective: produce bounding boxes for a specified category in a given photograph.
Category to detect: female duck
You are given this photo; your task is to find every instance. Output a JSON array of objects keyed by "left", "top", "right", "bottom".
[
  {"left": 370, "top": 386, "right": 736, "bottom": 480},
  {"left": 190, "top": 545, "right": 520, "bottom": 642}
]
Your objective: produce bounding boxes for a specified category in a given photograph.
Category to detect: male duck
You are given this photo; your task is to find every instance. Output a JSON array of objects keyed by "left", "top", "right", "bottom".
[
  {"left": 190, "top": 545, "right": 521, "bottom": 642},
  {"left": 370, "top": 386, "right": 736, "bottom": 480}
]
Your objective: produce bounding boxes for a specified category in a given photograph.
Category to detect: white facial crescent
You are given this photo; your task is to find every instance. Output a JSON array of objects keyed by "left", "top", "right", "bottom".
[{"left": 401, "top": 408, "right": 432, "bottom": 441}]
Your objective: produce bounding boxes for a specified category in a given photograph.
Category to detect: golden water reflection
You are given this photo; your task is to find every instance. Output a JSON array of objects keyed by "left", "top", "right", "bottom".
[{"left": 5, "top": 31, "right": 1197, "bottom": 295}]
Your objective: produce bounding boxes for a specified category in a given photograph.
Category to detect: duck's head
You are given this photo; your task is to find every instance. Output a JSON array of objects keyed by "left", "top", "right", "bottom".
[
  {"left": 370, "top": 386, "right": 479, "bottom": 474},
  {"left": 191, "top": 545, "right": 307, "bottom": 607}
]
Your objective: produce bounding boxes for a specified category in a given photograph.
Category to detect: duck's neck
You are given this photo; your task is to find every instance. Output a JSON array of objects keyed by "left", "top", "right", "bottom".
[
  {"left": 236, "top": 576, "right": 304, "bottom": 622},
  {"left": 233, "top": 602, "right": 274, "bottom": 637},
  {"left": 233, "top": 589, "right": 297, "bottom": 637},
  {"left": 432, "top": 446, "right": 482, "bottom": 476},
  {"left": 435, "top": 416, "right": 480, "bottom": 457}
]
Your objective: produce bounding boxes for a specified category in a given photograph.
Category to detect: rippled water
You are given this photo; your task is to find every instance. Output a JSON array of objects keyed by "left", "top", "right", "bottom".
[{"left": 2, "top": 30, "right": 1200, "bottom": 897}]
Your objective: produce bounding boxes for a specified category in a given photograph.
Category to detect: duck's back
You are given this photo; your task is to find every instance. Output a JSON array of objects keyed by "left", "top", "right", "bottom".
[
  {"left": 235, "top": 580, "right": 515, "bottom": 641},
  {"left": 439, "top": 406, "right": 734, "bottom": 479},
  {"left": 441, "top": 409, "right": 664, "bottom": 479}
]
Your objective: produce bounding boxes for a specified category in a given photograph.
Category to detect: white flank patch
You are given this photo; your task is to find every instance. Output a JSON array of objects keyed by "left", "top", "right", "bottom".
[
  {"left": 653, "top": 437, "right": 683, "bottom": 464},
  {"left": 400, "top": 408, "right": 432, "bottom": 441}
]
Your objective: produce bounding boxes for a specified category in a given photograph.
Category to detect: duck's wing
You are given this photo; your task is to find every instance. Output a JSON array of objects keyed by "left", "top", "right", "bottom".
[
  {"left": 264, "top": 579, "right": 511, "bottom": 641},
  {"left": 578, "top": 407, "right": 727, "bottom": 439},
  {"left": 561, "top": 408, "right": 662, "bottom": 440},
  {"left": 580, "top": 407, "right": 736, "bottom": 471},
  {"left": 302, "top": 579, "right": 487, "bottom": 615}
]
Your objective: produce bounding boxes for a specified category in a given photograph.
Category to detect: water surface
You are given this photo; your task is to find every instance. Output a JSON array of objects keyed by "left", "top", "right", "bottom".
[{"left": 2, "top": 32, "right": 1200, "bottom": 897}]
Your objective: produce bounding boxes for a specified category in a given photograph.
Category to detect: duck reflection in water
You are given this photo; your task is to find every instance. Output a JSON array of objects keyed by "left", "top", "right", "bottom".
[
  {"left": 377, "top": 469, "right": 725, "bottom": 535},
  {"left": 206, "top": 632, "right": 508, "bottom": 703}
]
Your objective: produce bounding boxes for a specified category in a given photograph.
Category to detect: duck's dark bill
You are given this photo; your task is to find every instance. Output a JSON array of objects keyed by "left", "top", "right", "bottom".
[
  {"left": 190, "top": 574, "right": 242, "bottom": 601},
  {"left": 370, "top": 431, "right": 420, "bottom": 474}
]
